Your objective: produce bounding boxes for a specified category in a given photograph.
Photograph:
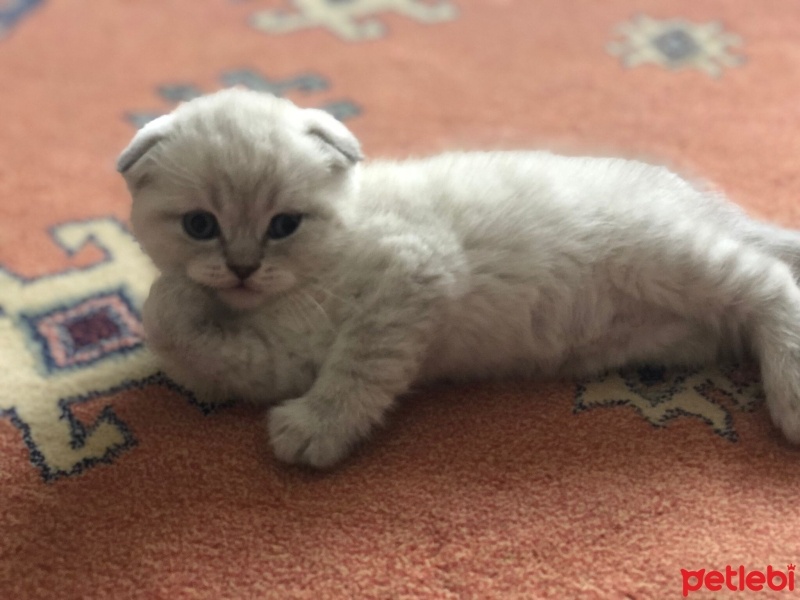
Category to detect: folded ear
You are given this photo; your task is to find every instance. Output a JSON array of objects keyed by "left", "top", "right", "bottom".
[
  {"left": 304, "top": 109, "right": 363, "bottom": 169},
  {"left": 116, "top": 114, "right": 174, "bottom": 173}
]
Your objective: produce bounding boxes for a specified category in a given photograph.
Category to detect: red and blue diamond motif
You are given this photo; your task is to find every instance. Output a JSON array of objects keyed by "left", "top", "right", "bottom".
[{"left": 23, "top": 290, "right": 145, "bottom": 373}]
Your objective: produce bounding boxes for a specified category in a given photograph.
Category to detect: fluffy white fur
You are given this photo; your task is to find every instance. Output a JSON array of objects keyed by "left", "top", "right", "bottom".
[{"left": 119, "top": 89, "right": 800, "bottom": 468}]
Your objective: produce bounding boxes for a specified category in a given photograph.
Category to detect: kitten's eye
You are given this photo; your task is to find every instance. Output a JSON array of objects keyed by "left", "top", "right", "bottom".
[
  {"left": 267, "top": 214, "right": 303, "bottom": 240},
  {"left": 182, "top": 211, "right": 219, "bottom": 240}
]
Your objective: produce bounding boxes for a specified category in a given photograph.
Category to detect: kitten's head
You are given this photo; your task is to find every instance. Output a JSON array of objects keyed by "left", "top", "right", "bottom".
[{"left": 118, "top": 89, "right": 363, "bottom": 310}]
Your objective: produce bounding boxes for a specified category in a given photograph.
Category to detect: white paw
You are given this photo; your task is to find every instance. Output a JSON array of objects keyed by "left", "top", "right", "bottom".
[{"left": 267, "top": 398, "right": 354, "bottom": 469}]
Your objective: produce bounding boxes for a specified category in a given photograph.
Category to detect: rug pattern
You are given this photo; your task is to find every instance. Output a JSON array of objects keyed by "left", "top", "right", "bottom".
[
  {"left": 126, "top": 67, "right": 361, "bottom": 128},
  {"left": 2, "top": 1, "right": 799, "bottom": 598},
  {"left": 0, "top": 220, "right": 158, "bottom": 480},
  {"left": 250, "top": 0, "right": 459, "bottom": 41}
]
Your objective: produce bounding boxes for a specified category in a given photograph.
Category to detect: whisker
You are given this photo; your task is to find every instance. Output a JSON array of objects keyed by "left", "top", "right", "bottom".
[
  {"left": 285, "top": 297, "right": 312, "bottom": 331},
  {"left": 306, "top": 282, "right": 360, "bottom": 313},
  {"left": 299, "top": 290, "right": 332, "bottom": 327}
]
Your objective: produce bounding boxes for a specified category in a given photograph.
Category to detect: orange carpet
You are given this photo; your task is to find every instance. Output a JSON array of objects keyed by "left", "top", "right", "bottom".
[{"left": 2, "top": 1, "right": 800, "bottom": 598}]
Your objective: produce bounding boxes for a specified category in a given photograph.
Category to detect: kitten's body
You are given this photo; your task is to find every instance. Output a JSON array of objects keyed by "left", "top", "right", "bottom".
[{"left": 120, "top": 90, "right": 800, "bottom": 468}]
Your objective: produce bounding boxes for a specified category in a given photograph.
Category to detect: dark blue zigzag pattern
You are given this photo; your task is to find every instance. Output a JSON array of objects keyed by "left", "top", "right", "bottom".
[{"left": 0, "top": 373, "right": 217, "bottom": 482}]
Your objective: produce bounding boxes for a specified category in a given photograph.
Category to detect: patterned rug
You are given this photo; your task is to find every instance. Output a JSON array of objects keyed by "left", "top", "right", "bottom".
[{"left": 2, "top": 1, "right": 800, "bottom": 598}]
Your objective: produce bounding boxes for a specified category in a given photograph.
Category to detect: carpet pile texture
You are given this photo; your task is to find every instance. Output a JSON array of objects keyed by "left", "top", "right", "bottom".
[{"left": 2, "top": 1, "right": 799, "bottom": 598}]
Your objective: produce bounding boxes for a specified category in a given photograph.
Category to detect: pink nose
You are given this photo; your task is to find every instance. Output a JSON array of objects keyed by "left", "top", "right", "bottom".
[{"left": 227, "top": 263, "right": 259, "bottom": 280}]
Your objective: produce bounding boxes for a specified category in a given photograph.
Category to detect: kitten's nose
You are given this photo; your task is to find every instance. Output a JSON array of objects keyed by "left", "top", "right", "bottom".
[{"left": 227, "top": 263, "right": 259, "bottom": 281}]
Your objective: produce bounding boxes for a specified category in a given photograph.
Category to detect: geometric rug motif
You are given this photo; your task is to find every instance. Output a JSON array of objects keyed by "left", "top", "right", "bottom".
[
  {"left": 21, "top": 290, "right": 145, "bottom": 374},
  {"left": 576, "top": 363, "right": 764, "bottom": 441},
  {"left": 0, "top": 219, "right": 161, "bottom": 481},
  {"left": 250, "top": 0, "right": 459, "bottom": 41},
  {"left": 607, "top": 15, "right": 745, "bottom": 77},
  {"left": 126, "top": 67, "right": 361, "bottom": 128}
]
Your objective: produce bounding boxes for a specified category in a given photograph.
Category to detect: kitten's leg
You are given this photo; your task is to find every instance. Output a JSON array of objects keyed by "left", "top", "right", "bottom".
[
  {"left": 268, "top": 298, "right": 433, "bottom": 468},
  {"left": 617, "top": 231, "right": 800, "bottom": 441},
  {"left": 143, "top": 276, "right": 274, "bottom": 405}
]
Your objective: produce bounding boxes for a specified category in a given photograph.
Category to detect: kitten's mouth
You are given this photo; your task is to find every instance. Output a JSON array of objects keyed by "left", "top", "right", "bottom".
[
  {"left": 217, "top": 283, "right": 264, "bottom": 309},
  {"left": 223, "top": 282, "right": 259, "bottom": 295}
]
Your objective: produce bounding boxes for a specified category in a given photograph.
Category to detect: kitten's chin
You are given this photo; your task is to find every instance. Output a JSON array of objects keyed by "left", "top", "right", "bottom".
[{"left": 216, "top": 287, "right": 268, "bottom": 311}]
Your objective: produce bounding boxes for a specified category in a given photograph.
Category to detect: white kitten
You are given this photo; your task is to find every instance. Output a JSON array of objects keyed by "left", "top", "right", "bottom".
[{"left": 118, "top": 89, "right": 800, "bottom": 468}]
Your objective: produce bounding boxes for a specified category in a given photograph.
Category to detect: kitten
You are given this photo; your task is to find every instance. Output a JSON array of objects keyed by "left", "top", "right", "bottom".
[{"left": 118, "top": 88, "right": 800, "bottom": 468}]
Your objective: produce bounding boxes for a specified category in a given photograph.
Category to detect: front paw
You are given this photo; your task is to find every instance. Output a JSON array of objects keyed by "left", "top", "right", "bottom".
[{"left": 267, "top": 398, "right": 355, "bottom": 469}]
